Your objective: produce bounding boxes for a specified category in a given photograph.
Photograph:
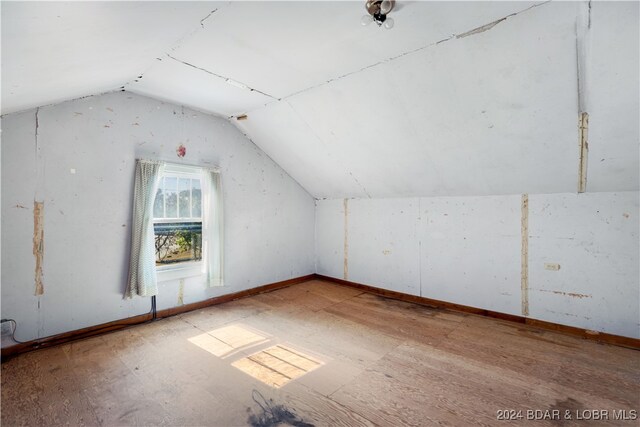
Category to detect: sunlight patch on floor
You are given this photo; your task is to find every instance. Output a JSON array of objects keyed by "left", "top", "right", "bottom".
[
  {"left": 188, "top": 324, "right": 269, "bottom": 358},
  {"left": 232, "top": 345, "right": 323, "bottom": 388}
]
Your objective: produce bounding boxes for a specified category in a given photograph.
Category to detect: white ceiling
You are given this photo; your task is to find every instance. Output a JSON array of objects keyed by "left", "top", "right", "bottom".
[
  {"left": 2, "top": 1, "right": 638, "bottom": 198},
  {"left": 1, "top": 1, "right": 215, "bottom": 114}
]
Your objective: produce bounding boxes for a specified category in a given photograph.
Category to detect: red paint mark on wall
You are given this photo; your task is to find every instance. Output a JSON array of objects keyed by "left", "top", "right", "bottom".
[{"left": 176, "top": 144, "right": 186, "bottom": 158}]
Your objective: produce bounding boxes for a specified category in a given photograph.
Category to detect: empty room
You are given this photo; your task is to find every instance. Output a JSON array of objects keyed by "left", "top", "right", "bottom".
[{"left": 1, "top": 1, "right": 638, "bottom": 426}]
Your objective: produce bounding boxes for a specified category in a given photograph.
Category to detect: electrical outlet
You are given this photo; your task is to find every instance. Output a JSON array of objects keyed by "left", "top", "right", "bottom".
[{"left": 544, "top": 263, "right": 561, "bottom": 271}]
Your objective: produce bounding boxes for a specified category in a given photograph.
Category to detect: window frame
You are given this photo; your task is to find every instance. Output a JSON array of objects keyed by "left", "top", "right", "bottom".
[{"left": 153, "top": 164, "right": 205, "bottom": 282}]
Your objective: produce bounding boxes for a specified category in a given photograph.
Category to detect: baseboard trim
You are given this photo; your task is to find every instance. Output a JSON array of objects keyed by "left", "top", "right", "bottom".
[
  {"left": 1, "top": 274, "right": 315, "bottom": 361},
  {"left": 4, "top": 272, "right": 636, "bottom": 360},
  {"left": 315, "top": 274, "right": 640, "bottom": 350},
  {"left": 155, "top": 274, "right": 314, "bottom": 318}
]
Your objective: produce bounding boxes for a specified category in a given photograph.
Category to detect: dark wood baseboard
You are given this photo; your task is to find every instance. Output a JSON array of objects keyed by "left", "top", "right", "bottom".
[
  {"left": 155, "top": 274, "right": 314, "bottom": 318},
  {"left": 1, "top": 274, "right": 315, "bottom": 361},
  {"left": 4, "top": 272, "right": 636, "bottom": 361},
  {"left": 315, "top": 274, "right": 640, "bottom": 350}
]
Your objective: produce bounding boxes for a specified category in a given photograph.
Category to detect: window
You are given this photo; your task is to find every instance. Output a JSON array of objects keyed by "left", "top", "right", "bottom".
[{"left": 153, "top": 165, "right": 203, "bottom": 279}]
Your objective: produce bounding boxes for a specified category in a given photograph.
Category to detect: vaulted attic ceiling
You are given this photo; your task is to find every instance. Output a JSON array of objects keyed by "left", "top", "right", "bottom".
[{"left": 2, "top": 1, "right": 638, "bottom": 199}]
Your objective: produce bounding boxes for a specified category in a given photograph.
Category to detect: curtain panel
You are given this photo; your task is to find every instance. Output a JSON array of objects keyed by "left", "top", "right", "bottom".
[
  {"left": 203, "top": 169, "right": 224, "bottom": 287},
  {"left": 125, "top": 160, "right": 164, "bottom": 298}
]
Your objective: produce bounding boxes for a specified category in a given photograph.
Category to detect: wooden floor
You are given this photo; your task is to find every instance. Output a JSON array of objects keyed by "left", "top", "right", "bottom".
[{"left": 2, "top": 279, "right": 639, "bottom": 426}]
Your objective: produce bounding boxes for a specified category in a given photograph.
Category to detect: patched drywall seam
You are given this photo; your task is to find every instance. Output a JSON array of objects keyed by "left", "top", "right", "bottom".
[
  {"left": 166, "top": 54, "right": 279, "bottom": 101},
  {"left": 343, "top": 198, "right": 349, "bottom": 280},
  {"left": 33, "top": 107, "right": 45, "bottom": 296},
  {"left": 33, "top": 201, "right": 45, "bottom": 296},
  {"left": 122, "top": 7, "right": 226, "bottom": 96},
  {"left": 521, "top": 194, "right": 529, "bottom": 316},
  {"left": 578, "top": 112, "right": 589, "bottom": 193},
  {"left": 199, "top": 8, "right": 218, "bottom": 28},
  {"left": 576, "top": 1, "right": 590, "bottom": 193},
  {"left": 34, "top": 107, "right": 45, "bottom": 201},
  {"left": 576, "top": 0, "right": 591, "bottom": 112},
  {"left": 418, "top": 198, "right": 423, "bottom": 298}
]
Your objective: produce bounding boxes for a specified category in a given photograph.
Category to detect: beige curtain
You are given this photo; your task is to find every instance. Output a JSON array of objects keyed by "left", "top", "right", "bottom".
[
  {"left": 125, "top": 160, "right": 164, "bottom": 298},
  {"left": 202, "top": 169, "right": 224, "bottom": 286}
]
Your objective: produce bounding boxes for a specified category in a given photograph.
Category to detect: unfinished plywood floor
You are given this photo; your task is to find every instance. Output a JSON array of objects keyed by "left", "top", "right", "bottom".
[{"left": 2, "top": 279, "right": 639, "bottom": 426}]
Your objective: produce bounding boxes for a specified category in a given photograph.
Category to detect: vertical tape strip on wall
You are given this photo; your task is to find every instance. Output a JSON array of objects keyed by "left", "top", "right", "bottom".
[
  {"left": 33, "top": 201, "right": 45, "bottom": 296},
  {"left": 521, "top": 194, "right": 529, "bottom": 316},
  {"left": 343, "top": 198, "right": 349, "bottom": 280},
  {"left": 33, "top": 107, "right": 46, "bottom": 296},
  {"left": 578, "top": 112, "right": 589, "bottom": 193}
]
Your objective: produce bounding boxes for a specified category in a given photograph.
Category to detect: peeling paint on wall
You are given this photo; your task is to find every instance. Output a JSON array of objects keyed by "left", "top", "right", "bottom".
[
  {"left": 456, "top": 16, "right": 509, "bottom": 39},
  {"left": 521, "top": 194, "right": 529, "bottom": 316},
  {"left": 343, "top": 198, "right": 349, "bottom": 280},
  {"left": 538, "top": 289, "right": 592, "bottom": 299},
  {"left": 543, "top": 262, "right": 561, "bottom": 271},
  {"left": 33, "top": 201, "right": 45, "bottom": 296}
]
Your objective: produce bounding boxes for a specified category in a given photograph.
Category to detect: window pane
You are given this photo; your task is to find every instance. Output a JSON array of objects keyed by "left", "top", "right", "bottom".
[
  {"left": 192, "top": 179, "right": 202, "bottom": 218},
  {"left": 153, "top": 185, "right": 165, "bottom": 218},
  {"left": 179, "top": 178, "right": 191, "bottom": 218},
  {"left": 153, "top": 221, "right": 202, "bottom": 265},
  {"left": 165, "top": 177, "right": 177, "bottom": 218}
]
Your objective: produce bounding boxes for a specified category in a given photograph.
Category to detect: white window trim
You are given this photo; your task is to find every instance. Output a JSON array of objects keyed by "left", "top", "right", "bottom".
[
  {"left": 154, "top": 163, "right": 205, "bottom": 282},
  {"left": 157, "top": 260, "right": 203, "bottom": 282}
]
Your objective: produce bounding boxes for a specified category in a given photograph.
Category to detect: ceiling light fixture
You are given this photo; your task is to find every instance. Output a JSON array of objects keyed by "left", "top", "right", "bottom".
[{"left": 361, "top": 0, "right": 396, "bottom": 29}]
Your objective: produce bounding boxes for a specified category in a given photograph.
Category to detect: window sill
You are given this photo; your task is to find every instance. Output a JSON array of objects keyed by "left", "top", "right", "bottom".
[{"left": 157, "top": 262, "right": 203, "bottom": 282}]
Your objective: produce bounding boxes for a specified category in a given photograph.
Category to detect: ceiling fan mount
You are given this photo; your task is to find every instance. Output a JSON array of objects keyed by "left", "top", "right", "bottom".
[{"left": 362, "top": 0, "right": 396, "bottom": 29}]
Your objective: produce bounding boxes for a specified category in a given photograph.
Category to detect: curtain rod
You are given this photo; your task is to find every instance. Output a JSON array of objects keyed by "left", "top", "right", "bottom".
[{"left": 138, "top": 158, "right": 220, "bottom": 172}]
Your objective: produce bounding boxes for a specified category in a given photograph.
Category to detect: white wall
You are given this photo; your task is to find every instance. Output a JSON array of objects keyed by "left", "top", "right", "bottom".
[
  {"left": 1, "top": 91, "right": 315, "bottom": 342},
  {"left": 315, "top": 192, "right": 639, "bottom": 339},
  {"left": 312, "top": 1, "right": 639, "bottom": 340}
]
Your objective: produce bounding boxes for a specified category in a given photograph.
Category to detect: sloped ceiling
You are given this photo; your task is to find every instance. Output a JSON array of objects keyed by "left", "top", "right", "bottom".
[
  {"left": 1, "top": 1, "right": 215, "bottom": 114},
  {"left": 2, "top": 1, "right": 638, "bottom": 199}
]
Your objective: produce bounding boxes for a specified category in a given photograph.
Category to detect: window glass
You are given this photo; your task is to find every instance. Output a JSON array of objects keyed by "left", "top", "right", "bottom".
[
  {"left": 165, "top": 177, "right": 177, "bottom": 218},
  {"left": 192, "top": 179, "right": 202, "bottom": 218},
  {"left": 153, "top": 222, "right": 202, "bottom": 265},
  {"left": 178, "top": 177, "right": 191, "bottom": 217},
  {"left": 154, "top": 184, "right": 165, "bottom": 218},
  {"left": 153, "top": 171, "right": 203, "bottom": 266}
]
